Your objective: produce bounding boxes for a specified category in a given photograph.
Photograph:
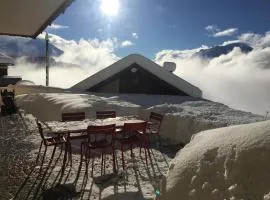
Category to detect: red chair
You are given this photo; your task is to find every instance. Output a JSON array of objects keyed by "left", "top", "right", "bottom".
[
  {"left": 61, "top": 112, "right": 87, "bottom": 166},
  {"left": 147, "top": 112, "right": 164, "bottom": 148},
  {"left": 96, "top": 110, "right": 116, "bottom": 119},
  {"left": 36, "top": 120, "right": 69, "bottom": 172},
  {"left": 118, "top": 121, "right": 148, "bottom": 170},
  {"left": 61, "top": 112, "right": 85, "bottom": 122},
  {"left": 81, "top": 124, "right": 116, "bottom": 175}
]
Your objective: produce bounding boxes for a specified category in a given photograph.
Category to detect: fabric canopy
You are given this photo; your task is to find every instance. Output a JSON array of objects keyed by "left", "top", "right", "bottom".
[{"left": 0, "top": 0, "right": 73, "bottom": 38}]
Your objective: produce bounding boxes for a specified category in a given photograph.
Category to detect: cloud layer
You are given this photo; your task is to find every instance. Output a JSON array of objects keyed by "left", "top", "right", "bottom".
[
  {"left": 155, "top": 32, "right": 270, "bottom": 115},
  {"left": 9, "top": 33, "right": 120, "bottom": 88},
  {"left": 7, "top": 31, "right": 270, "bottom": 115}
]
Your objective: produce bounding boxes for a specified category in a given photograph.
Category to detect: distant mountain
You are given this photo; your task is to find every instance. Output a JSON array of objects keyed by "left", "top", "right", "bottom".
[
  {"left": 0, "top": 36, "right": 80, "bottom": 68},
  {"left": 0, "top": 36, "right": 63, "bottom": 58},
  {"left": 194, "top": 43, "right": 253, "bottom": 59}
]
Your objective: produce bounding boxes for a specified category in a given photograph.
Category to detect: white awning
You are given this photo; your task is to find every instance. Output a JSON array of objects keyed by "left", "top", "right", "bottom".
[{"left": 0, "top": 0, "right": 73, "bottom": 38}]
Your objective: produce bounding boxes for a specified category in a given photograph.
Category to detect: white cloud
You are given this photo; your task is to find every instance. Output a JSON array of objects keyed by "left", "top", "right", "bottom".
[
  {"left": 214, "top": 28, "right": 238, "bottom": 37},
  {"left": 155, "top": 45, "right": 209, "bottom": 61},
  {"left": 47, "top": 23, "right": 69, "bottom": 30},
  {"left": 9, "top": 33, "right": 120, "bottom": 88},
  {"left": 206, "top": 25, "right": 238, "bottom": 37},
  {"left": 121, "top": 40, "right": 133, "bottom": 47},
  {"left": 132, "top": 33, "right": 139, "bottom": 39},
  {"left": 155, "top": 36, "right": 270, "bottom": 115},
  {"left": 222, "top": 40, "right": 241, "bottom": 46},
  {"left": 238, "top": 32, "right": 270, "bottom": 48},
  {"left": 205, "top": 25, "right": 220, "bottom": 32}
]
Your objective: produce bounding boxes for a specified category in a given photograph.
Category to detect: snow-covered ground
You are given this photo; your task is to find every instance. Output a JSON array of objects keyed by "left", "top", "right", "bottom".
[
  {"left": 0, "top": 111, "right": 173, "bottom": 200},
  {"left": 1, "top": 85, "right": 269, "bottom": 200},
  {"left": 160, "top": 120, "right": 270, "bottom": 200},
  {"left": 16, "top": 92, "right": 264, "bottom": 144}
]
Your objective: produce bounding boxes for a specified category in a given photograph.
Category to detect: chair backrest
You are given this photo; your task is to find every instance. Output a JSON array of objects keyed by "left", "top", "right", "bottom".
[
  {"left": 62, "top": 112, "right": 85, "bottom": 122},
  {"left": 149, "top": 112, "right": 163, "bottom": 133},
  {"left": 123, "top": 121, "right": 147, "bottom": 135},
  {"left": 36, "top": 119, "right": 45, "bottom": 141},
  {"left": 96, "top": 110, "right": 116, "bottom": 119},
  {"left": 149, "top": 112, "right": 163, "bottom": 122},
  {"left": 87, "top": 124, "right": 116, "bottom": 144}
]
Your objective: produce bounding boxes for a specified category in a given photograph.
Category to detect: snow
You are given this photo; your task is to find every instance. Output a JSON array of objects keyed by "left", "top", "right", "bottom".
[
  {"left": 15, "top": 91, "right": 264, "bottom": 145},
  {"left": 160, "top": 120, "right": 270, "bottom": 200},
  {"left": 70, "top": 54, "right": 202, "bottom": 98},
  {"left": 0, "top": 111, "right": 172, "bottom": 199},
  {"left": 2, "top": 86, "right": 269, "bottom": 199}
]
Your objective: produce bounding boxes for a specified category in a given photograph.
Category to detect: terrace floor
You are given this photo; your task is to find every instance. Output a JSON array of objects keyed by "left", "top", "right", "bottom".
[{"left": 0, "top": 111, "right": 180, "bottom": 200}]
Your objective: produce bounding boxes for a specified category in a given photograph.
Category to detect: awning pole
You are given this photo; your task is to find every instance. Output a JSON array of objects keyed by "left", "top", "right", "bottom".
[{"left": 45, "top": 33, "right": 49, "bottom": 86}]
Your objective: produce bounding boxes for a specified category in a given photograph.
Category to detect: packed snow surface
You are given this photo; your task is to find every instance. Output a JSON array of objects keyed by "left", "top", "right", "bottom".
[
  {"left": 15, "top": 92, "right": 264, "bottom": 144},
  {"left": 160, "top": 120, "right": 270, "bottom": 200}
]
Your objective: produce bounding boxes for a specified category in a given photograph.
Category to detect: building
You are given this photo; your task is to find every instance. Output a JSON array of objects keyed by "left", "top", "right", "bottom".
[
  {"left": 71, "top": 54, "right": 202, "bottom": 98},
  {"left": 0, "top": 53, "right": 21, "bottom": 87}
]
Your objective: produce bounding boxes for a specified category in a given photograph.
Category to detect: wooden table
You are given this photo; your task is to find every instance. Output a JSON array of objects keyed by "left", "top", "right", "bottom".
[
  {"left": 46, "top": 117, "right": 147, "bottom": 134},
  {"left": 45, "top": 117, "right": 148, "bottom": 173}
]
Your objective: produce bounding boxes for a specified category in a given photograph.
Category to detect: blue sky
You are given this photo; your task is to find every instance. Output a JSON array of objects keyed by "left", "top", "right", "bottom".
[
  {"left": 48, "top": 0, "right": 270, "bottom": 58},
  {"left": 7, "top": 0, "right": 270, "bottom": 115}
]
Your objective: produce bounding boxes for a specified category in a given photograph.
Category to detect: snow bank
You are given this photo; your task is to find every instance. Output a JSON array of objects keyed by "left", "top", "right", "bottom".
[
  {"left": 160, "top": 120, "right": 270, "bottom": 200},
  {"left": 15, "top": 92, "right": 264, "bottom": 144},
  {"left": 15, "top": 93, "right": 140, "bottom": 121},
  {"left": 149, "top": 101, "right": 264, "bottom": 144}
]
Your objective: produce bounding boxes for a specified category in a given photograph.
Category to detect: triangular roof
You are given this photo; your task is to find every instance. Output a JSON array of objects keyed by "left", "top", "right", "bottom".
[
  {"left": 71, "top": 54, "right": 202, "bottom": 98},
  {"left": 0, "top": 53, "right": 14, "bottom": 65}
]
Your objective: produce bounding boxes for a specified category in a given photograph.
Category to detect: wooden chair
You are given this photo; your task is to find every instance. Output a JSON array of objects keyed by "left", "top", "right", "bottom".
[
  {"left": 81, "top": 124, "right": 116, "bottom": 175},
  {"left": 118, "top": 121, "right": 148, "bottom": 169},
  {"left": 96, "top": 110, "right": 116, "bottom": 119},
  {"left": 61, "top": 112, "right": 85, "bottom": 122},
  {"left": 36, "top": 120, "right": 69, "bottom": 172},
  {"left": 147, "top": 112, "right": 164, "bottom": 148}
]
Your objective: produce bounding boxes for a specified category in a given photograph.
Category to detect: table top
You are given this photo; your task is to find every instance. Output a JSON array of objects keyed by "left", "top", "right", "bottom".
[{"left": 45, "top": 116, "right": 149, "bottom": 135}]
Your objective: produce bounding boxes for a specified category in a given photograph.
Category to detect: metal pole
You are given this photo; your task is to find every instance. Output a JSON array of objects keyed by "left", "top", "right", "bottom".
[{"left": 45, "top": 33, "right": 49, "bottom": 86}]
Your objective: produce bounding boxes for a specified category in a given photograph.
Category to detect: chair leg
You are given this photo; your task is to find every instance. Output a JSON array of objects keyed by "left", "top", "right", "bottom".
[
  {"left": 158, "top": 134, "right": 162, "bottom": 151},
  {"left": 101, "top": 153, "right": 104, "bottom": 176},
  {"left": 130, "top": 144, "right": 133, "bottom": 157},
  {"left": 38, "top": 144, "right": 47, "bottom": 174},
  {"left": 61, "top": 145, "right": 68, "bottom": 178},
  {"left": 91, "top": 150, "right": 95, "bottom": 177},
  {"left": 112, "top": 147, "right": 116, "bottom": 173},
  {"left": 103, "top": 153, "right": 106, "bottom": 175},
  {"left": 68, "top": 143, "right": 72, "bottom": 167},
  {"left": 35, "top": 141, "right": 43, "bottom": 164},
  {"left": 85, "top": 148, "right": 89, "bottom": 175},
  {"left": 144, "top": 146, "right": 148, "bottom": 165},
  {"left": 121, "top": 145, "right": 125, "bottom": 170}
]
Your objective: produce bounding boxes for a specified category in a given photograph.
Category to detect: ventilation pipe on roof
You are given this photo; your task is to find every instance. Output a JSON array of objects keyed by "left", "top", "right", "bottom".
[{"left": 163, "top": 62, "right": 176, "bottom": 73}]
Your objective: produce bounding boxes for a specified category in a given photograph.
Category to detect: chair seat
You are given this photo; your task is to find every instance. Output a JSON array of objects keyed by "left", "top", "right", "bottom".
[
  {"left": 119, "top": 135, "right": 141, "bottom": 144},
  {"left": 146, "top": 129, "right": 158, "bottom": 134},
  {"left": 88, "top": 139, "right": 111, "bottom": 149},
  {"left": 44, "top": 136, "right": 66, "bottom": 146},
  {"left": 68, "top": 133, "right": 87, "bottom": 140}
]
